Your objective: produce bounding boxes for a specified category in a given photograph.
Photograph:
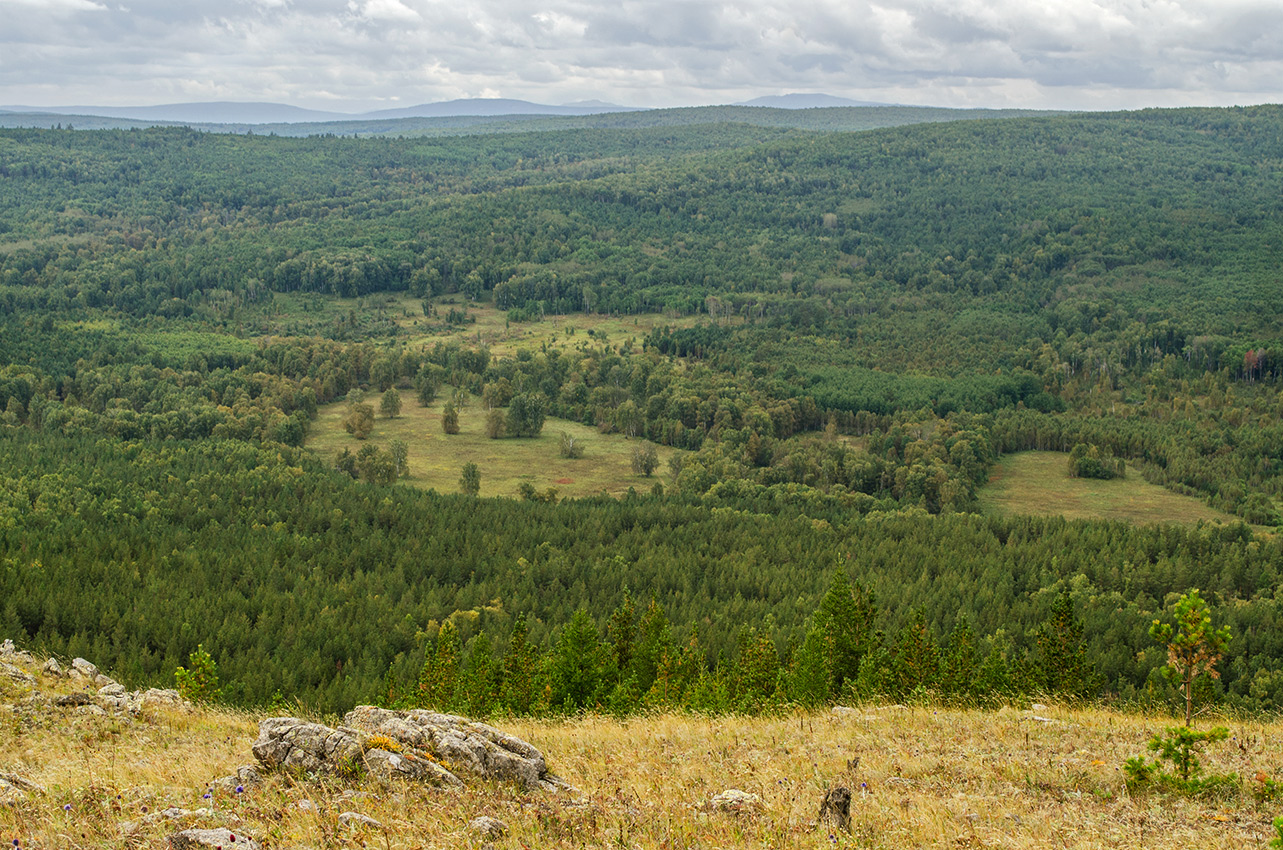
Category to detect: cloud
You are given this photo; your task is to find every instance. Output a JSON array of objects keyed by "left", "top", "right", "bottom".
[
  {"left": 348, "top": 0, "right": 419, "bottom": 23},
  {"left": 0, "top": 0, "right": 106, "bottom": 11},
  {"left": 0, "top": 0, "right": 1280, "bottom": 110}
]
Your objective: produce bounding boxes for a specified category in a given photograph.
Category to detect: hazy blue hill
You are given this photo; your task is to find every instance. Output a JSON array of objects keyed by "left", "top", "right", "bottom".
[
  {"left": 0, "top": 101, "right": 353, "bottom": 124},
  {"left": 738, "top": 93, "right": 894, "bottom": 108},
  {"left": 0, "top": 102, "right": 1056, "bottom": 137},
  {"left": 360, "top": 98, "right": 644, "bottom": 119}
]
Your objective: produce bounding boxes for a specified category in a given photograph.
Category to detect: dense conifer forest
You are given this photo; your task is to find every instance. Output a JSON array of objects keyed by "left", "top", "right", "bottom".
[{"left": 1, "top": 104, "right": 1281, "bottom": 715}]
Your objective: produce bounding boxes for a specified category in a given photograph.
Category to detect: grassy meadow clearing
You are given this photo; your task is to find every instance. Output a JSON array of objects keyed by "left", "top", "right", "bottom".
[
  {"left": 2, "top": 655, "right": 1281, "bottom": 850},
  {"left": 305, "top": 393, "right": 680, "bottom": 499},
  {"left": 256, "top": 290, "right": 730, "bottom": 355},
  {"left": 978, "top": 451, "right": 1242, "bottom": 527}
]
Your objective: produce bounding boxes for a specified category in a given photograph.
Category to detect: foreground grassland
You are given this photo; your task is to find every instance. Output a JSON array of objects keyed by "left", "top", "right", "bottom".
[
  {"left": 978, "top": 451, "right": 1240, "bottom": 526},
  {"left": 3, "top": 664, "right": 1281, "bottom": 850},
  {"left": 306, "top": 395, "right": 679, "bottom": 498}
]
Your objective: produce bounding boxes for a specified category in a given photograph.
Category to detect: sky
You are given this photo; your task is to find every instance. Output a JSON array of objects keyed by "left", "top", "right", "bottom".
[{"left": 1, "top": 0, "right": 1281, "bottom": 112}]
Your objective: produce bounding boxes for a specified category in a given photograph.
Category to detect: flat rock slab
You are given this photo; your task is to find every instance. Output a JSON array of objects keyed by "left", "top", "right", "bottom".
[
  {"left": 169, "top": 828, "right": 260, "bottom": 849},
  {"left": 711, "top": 789, "right": 762, "bottom": 812}
]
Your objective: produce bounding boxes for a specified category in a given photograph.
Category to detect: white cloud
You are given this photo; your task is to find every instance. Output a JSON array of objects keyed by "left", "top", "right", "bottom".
[
  {"left": 0, "top": 0, "right": 106, "bottom": 10},
  {"left": 348, "top": 0, "right": 419, "bottom": 23},
  {"left": 0, "top": 0, "right": 1280, "bottom": 110}
]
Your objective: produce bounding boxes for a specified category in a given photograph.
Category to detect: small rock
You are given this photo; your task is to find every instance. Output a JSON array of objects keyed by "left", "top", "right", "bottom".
[
  {"left": 338, "top": 811, "right": 383, "bottom": 828},
  {"left": 0, "top": 661, "right": 36, "bottom": 684},
  {"left": 297, "top": 799, "right": 317, "bottom": 811},
  {"left": 70, "top": 657, "right": 99, "bottom": 679},
  {"left": 1030, "top": 703, "right": 1048, "bottom": 712},
  {"left": 209, "top": 764, "right": 262, "bottom": 793},
  {"left": 0, "top": 772, "right": 44, "bottom": 802},
  {"left": 93, "top": 673, "right": 119, "bottom": 689},
  {"left": 469, "top": 816, "right": 508, "bottom": 839},
  {"left": 42, "top": 657, "right": 65, "bottom": 677},
  {"left": 0, "top": 772, "right": 43, "bottom": 793},
  {"left": 55, "top": 692, "right": 95, "bottom": 707},
  {"left": 711, "top": 789, "right": 761, "bottom": 812},
  {"left": 169, "top": 827, "right": 260, "bottom": 849},
  {"left": 76, "top": 704, "right": 107, "bottom": 717},
  {"left": 99, "top": 683, "right": 127, "bottom": 697},
  {"left": 140, "top": 687, "right": 187, "bottom": 708},
  {"left": 0, "top": 641, "right": 35, "bottom": 665}
]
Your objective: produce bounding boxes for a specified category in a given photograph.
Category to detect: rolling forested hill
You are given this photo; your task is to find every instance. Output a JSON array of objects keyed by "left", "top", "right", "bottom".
[{"left": 0, "top": 105, "right": 1281, "bottom": 715}]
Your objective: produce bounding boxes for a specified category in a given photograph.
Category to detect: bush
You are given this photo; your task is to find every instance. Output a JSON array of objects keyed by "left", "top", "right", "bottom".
[
  {"left": 343, "top": 402, "right": 376, "bottom": 440},
  {"left": 459, "top": 462, "right": 480, "bottom": 496},
  {"left": 631, "top": 442, "right": 659, "bottom": 476},
  {"left": 174, "top": 644, "right": 222, "bottom": 704},
  {"left": 1067, "top": 443, "right": 1124, "bottom": 479},
  {"left": 1123, "top": 726, "right": 1238, "bottom": 797},
  {"left": 559, "top": 431, "right": 584, "bottom": 459},
  {"left": 442, "top": 402, "right": 460, "bottom": 434}
]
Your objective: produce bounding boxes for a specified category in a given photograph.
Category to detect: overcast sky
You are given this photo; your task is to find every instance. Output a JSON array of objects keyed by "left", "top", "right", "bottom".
[{"left": 1, "top": 0, "right": 1280, "bottom": 111}]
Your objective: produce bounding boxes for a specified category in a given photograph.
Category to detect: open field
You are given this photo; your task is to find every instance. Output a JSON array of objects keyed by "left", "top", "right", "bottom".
[
  {"left": 396, "top": 295, "right": 738, "bottom": 357},
  {"left": 978, "top": 451, "right": 1241, "bottom": 526},
  {"left": 3, "top": 651, "right": 1281, "bottom": 850},
  {"left": 305, "top": 393, "right": 679, "bottom": 498},
  {"left": 257, "top": 290, "right": 733, "bottom": 354}
]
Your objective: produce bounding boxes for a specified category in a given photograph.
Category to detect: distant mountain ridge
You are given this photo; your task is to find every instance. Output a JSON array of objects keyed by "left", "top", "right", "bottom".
[
  {"left": 1, "top": 94, "right": 902, "bottom": 124},
  {"left": 0, "top": 98, "right": 643, "bottom": 125},
  {"left": 736, "top": 93, "right": 895, "bottom": 108}
]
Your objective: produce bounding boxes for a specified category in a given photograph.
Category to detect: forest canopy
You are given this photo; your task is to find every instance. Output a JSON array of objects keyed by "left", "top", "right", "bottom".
[{"left": 1, "top": 105, "right": 1281, "bottom": 714}]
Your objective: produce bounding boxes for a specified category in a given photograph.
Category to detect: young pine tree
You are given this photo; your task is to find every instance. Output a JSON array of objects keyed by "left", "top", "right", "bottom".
[
  {"left": 816, "top": 567, "right": 879, "bottom": 695},
  {"left": 1036, "top": 590, "right": 1097, "bottom": 700}
]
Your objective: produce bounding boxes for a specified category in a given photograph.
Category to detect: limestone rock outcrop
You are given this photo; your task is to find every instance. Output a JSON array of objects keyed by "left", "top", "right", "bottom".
[{"left": 251, "top": 706, "right": 570, "bottom": 792}]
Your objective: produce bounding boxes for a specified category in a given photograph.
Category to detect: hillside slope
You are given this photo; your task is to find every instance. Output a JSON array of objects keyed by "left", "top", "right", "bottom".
[{"left": 1, "top": 645, "right": 1278, "bottom": 849}]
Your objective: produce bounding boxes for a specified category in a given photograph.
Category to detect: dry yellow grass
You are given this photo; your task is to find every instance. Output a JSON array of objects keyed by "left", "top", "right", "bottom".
[{"left": 4, "top": 663, "right": 1281, "bottom": 849}]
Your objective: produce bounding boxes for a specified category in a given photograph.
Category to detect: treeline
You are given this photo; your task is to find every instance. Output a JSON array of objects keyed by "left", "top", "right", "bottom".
[
  {"left": 2, "top": 429, "right": 1281, "bottom": 714},
  {"left": 388, "top": 578, "right": 1121, "bottom": 717}
]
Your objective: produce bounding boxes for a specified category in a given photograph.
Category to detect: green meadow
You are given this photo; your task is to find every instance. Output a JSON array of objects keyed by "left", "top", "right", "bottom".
[
  {"left": 978, "top": 451, "right": 1241, "bottom": 526},
  {"left": 306, "top": 393, "right": 680, "bottom": 498}
]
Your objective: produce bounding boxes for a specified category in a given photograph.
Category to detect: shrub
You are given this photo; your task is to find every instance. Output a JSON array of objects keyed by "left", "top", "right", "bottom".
[{"left": 174, "top": 644, "right": 222, "bottom": 704}]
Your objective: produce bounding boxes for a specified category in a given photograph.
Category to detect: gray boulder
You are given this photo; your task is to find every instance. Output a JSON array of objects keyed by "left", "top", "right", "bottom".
[
  {"left": 70, "top": 657, "right": 99, "bottom": 679},
  {"left": 252, "top": 707, "right": 567, "bottom": 792},
  {"left": 362, "top": 746, "right": 464, "bottom": 787},
  {"left": 252, "top": 718, "right": 366, "bottom": 776},
  {"left": 344, "top": 706, "right": 561, "bottom": 791},
  {"left": 140, "top": 688, "right": 187, "bottom": 710},
  {"left": 469, "top": 815, "right": 508, "bottom": 839}
]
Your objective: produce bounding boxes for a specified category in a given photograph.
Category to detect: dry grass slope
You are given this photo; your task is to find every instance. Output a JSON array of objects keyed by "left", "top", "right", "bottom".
[
  {"left": 3, "top": 661, "right": 1282, "bottom": 849},
  {"left": 978, "top": 451, "right": 1241, "bottom": 527}
]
